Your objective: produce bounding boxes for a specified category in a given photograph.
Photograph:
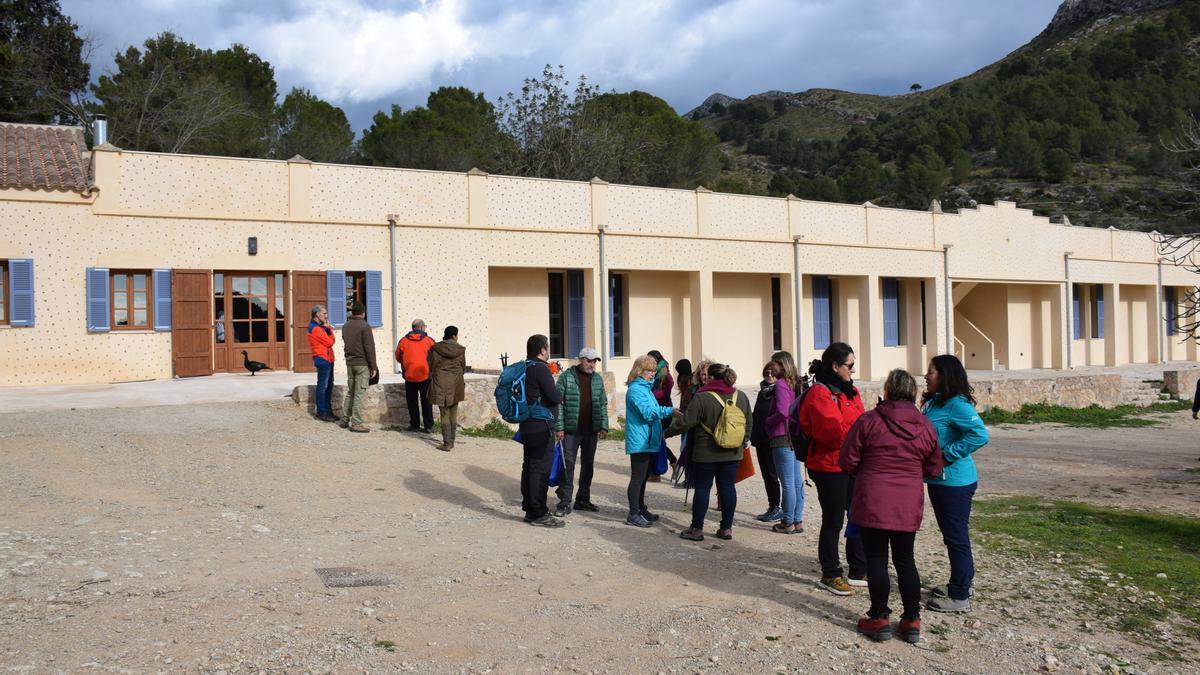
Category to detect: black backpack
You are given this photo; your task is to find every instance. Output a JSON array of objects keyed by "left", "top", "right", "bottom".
[
  {"left": 750, "top": 384, "right": 775, "bottom": 448},
  {"left": 787, "top": 381, "right": 828, "bottom": 462}
]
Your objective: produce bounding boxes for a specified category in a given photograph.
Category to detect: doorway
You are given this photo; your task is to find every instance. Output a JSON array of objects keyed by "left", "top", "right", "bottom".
[{"left": 213, "top": 272, "right": 289, "bottom": 372}]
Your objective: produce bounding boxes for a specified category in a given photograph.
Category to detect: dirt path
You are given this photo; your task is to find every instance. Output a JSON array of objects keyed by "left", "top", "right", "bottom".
[{"left": 1, "top": 402, "right": 1195, "bottom": 673}]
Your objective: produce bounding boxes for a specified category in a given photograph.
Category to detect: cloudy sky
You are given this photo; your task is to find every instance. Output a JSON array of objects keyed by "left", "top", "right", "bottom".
[{"left": 61, "top": 0, "right": 1061, "bottom": 133}]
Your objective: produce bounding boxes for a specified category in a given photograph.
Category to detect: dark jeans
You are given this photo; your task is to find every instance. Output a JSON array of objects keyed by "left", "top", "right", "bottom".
[
  {"left": 860, "top": 527, "right": 921, "bottom": 621},
  {"left": 520, "top": 428, "right": 555, "bottom": 520},
  {"left": 314, "top": 358, "right": 333, "bottom": 415},
  {"left": 928, "top": 482, "right": 977, "bottom": 600},
  {"left": 628, "top": 453, "right": 653, "bottom": 515},
  {"left": 556, "top": 432, "right": 598, "bottom": 506},
  {"left": 689, "top": 460, "right": 739, "bottom": 530},
  {"left": 809, "top": 469, "right": 867, "bottom": 579},
  {"left": 753, "top": 444, "right": 781, "bottom": 508},
  {"left": 405, "top": 380, "right": 433, "bottom": 430}
]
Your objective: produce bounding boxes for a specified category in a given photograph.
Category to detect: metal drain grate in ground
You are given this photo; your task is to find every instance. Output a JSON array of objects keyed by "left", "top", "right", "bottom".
[{"left": 314, "top": 567, "right": 392, "bottom": 588}]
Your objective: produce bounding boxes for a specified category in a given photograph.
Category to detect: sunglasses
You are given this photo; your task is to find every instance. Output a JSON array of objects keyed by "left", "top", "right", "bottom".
[{"left": 840, "top": 362, "right": 856, "bottom": 372}]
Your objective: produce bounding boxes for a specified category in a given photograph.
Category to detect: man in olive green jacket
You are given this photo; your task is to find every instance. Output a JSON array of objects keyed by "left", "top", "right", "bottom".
[{"left": 553, "top": 347, "right": 609, "bottom": 516}]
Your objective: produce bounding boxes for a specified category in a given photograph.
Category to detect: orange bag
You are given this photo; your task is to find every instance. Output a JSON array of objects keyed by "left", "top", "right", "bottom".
[{"left": 734, "top": 449, "right": 756, "bottom": 483}]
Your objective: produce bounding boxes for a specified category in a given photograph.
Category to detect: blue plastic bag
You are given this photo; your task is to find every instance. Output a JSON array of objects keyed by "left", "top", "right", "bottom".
[
  {"left": 548, "top": 441, "right": 566, "bottom": 487},
  {"left": 652, "top": 439, "right": 670, "bottom": 475}
]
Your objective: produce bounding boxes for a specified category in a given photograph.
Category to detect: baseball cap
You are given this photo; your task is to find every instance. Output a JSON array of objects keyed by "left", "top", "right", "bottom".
[{"left": 578, "top": 347, "right": 601, "bottom": 361}]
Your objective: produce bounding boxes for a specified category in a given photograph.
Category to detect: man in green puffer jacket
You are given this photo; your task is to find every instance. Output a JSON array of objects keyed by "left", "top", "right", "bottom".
[{"left": 553, "top": 347, "right": 609, "bottom": 516}]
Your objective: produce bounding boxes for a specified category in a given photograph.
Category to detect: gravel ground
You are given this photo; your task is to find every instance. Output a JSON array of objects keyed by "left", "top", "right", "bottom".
[{"left": 1, "top": 401, "right": 1197, "bottom": 673}]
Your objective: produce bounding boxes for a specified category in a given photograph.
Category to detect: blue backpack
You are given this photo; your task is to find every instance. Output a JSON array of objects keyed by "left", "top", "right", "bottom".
[{"left": 495, "top": 359, "right": 550, "bottom": 424}]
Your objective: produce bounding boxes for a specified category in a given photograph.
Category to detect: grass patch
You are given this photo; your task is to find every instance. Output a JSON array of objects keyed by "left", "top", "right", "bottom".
[
  {"left": 980, "top": 401, "right": 1189, "bottom": 428},
  {"left": 373, "top": 639, "right": 396, "bottom": 652},
  {"left": 974, "top": 497, "right": 1200, "bottom": 654}
]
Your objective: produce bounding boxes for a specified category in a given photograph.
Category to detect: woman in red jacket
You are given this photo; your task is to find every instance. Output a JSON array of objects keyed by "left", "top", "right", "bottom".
[
  {"left": 799, "top": 342, "right": 867, "bottom": 596},
  {"left": 840, "top": 369, "right": 943, "bottom": 644}
]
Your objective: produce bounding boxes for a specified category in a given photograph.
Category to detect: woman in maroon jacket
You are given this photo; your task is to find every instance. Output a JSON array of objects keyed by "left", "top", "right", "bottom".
[{"left": 840, "top": 369, "right": 943, "bottom": 644}]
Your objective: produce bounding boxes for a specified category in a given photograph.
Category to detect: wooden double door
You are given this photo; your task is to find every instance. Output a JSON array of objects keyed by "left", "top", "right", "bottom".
[
  {"left": 213, "top": 271, "right": 290, "bottom": 373},
  {"left": 171, "top": 270, "right": 330, "bottom": 377}
]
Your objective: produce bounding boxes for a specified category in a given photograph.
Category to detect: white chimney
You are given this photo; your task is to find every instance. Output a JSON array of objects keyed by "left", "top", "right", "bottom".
[{"left": 92, "top": 116, "right": 107, "bottom": 146}]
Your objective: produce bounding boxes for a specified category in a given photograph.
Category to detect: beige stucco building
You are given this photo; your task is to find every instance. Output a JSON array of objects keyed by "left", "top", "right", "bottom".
[{"left": 0, "top": 122, "right": 1196, "bottom": 389}]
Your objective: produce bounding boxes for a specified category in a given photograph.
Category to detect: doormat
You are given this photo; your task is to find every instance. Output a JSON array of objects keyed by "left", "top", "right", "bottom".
[{"left": 314, "top": 567, "right": 392, "bottom": 588}]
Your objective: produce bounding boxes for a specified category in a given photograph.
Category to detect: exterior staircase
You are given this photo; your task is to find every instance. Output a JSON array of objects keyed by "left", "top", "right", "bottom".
[{"left": 1118, "top": 378, "right": 1170, "bottom": 406}]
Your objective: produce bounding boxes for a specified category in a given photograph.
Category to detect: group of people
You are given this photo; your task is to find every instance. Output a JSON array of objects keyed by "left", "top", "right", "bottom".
[
  {"left": 307, "top": 311, "right": 989, "bottom": 644},
  {"left": 305, "top": 303, "right": 467, "bottom": 452},
  {"left": 515, "top": 334, "right": 989, "bottom": 645}
]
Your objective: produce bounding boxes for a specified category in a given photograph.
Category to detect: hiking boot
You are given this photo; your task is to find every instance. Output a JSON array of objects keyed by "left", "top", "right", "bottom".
[
  {"left": 436, "top": 443, "right": 452, "bottom": 452},
  {"left": 553, "top": 504, "right": 572, "bottom": 518},
  {"left": 679, "top": 527, "right": 704, "bottom": 541},
  {"left": 856, "top": 617, "right": 893, "bottom": 642},
  {"left": 898, "top": 618, "right": 921, "bottom": 644},
  {"left": 771, "top": 522, "right": 798, "bottom": 534},
  {"left": 423, "top": 427, "right": 434, "bottom": 434},
  {"left": 348, "top": 423, "right": 370, "bottom": 433},
  {"left": 337, "top": 419, "right": 350, "bottom": 428},
  {"left": 818, "top": 576, "right": 854, "bottom": 596},
  {"left": 638, "top": 508, "right": 659, "bottom": 522},
  {"left": 406, "top": 425, "right": 420, "bottom": 432},
  {"left": 926, "top": 596, "right": 971, "bottom": 613},
  {"left": 525, "top": 513, "right": 565, "bottom": 528},
  {"left": 929, "top": 585, "right": 974, "bottom": 599},
  {"left": 848, "top": 574, "right": 869, "bottom": 587},
  {"left": 573, "top": 501, "right": 599, "bottom": 512},
  {"left": 715, "top": 528, "right": 732, "bottom": 540},
  {"left": 756, "top": 506, "right": 784, "bottom": 522},
  {"left": 625, "top": 513, "right": 652, "bottom": 528}
]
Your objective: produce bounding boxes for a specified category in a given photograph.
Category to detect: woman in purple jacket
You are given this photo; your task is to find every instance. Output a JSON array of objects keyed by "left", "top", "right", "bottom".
[
  {"left": 840, "top": 369, "right": 943, "bottom": 644},
  {"left": 765, "top": 350, "right": 805, "bottom": 534}
]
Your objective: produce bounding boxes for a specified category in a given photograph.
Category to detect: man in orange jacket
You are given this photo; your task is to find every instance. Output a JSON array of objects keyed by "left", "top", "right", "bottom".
[
  {"left": 396, "top": 318, "right": 436, "bottom": 432},
  {"left": 307, "top": 305, "right": 336, "bottom": 422}
]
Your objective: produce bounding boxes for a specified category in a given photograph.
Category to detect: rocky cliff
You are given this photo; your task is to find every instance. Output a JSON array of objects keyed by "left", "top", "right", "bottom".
[{"left": 1038, "top": 0, "right": 1179, "bottom": 37}]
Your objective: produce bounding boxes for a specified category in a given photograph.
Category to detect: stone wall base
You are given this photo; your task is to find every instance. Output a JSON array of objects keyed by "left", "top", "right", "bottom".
[{"left": 293, "top": 372, "right": 618, "bottom": 429}]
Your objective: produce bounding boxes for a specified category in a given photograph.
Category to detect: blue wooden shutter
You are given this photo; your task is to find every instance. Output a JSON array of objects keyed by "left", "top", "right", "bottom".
[
  {"left": 567, "top": 270, "right": 585, "bottom": 357},
  {"left": 9, "top": 259, "right": 34, "bottom": 327},
  {"left": 326, "top": 270, "right": 346, "bottom": 327},
  {"left": 813, "top": 276, "right": 831, "bottom": 350},
  {"left": 152, "top": 269, "right": 172, "bottom": 331},
  {"left": 365, "top": 270, "right": 382, "bottom": 327},
  {"left": 85, "top": 267, "right": 109, "bottom": 332},
  {"left": 1072, "top": 284, "right": 1081, "bottom": 339},
  {"left": 882, "top": 278, "right": 899, "bottom": 347},
  {"left": 1166, "top": 287, "right": 1178, "bottom": 337},
  {"left": 1095, "top": 285, "right": 1105, "bottom": 339}
]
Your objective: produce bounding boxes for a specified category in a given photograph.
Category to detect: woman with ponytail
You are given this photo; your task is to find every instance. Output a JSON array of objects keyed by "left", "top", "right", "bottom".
[
  {"left": 799, "top": 342, "right": 867, "bottom": 596},
  {"left": 766, "top": 350, "right": 806, "bottom": 534},
  {"left": 669, "top": 362, "right": 752, "bottom": 542}
]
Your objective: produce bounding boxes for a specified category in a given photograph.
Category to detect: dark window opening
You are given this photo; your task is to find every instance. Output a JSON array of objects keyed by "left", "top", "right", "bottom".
[
  {"left": 770, "top": 276, "right": 782, "bottom": 351},
  {"left": 610, "top": 272, "right": 627, "bottom": 357}
]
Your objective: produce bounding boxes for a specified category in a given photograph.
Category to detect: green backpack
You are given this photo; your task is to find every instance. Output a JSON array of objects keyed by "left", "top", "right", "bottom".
[{"left": 702, "top": 391, "right": 747, "bottom": 449}]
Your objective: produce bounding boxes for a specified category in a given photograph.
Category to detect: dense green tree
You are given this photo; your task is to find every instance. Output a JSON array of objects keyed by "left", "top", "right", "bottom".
[
  {"left": 93, "top": 33, "right": 278, "bottom": 156},
  {"left": 837, "top": 150, "right": 888, "bottom": 203},
  {"left": 1000, "top": 124, "right": 1043, "bottom": 178},
  {"left": 360, "top": 87, "right": 509, "bottom": 172},
  {"left": 1043, "top": 148, "right": 1073, "bottom": 182},
  {"left": 94, "top": 33, "right": 244, "bottom": 153},
  {"left": 271, "top": 88, "right": 353, "bottom": 163},
  {"left": 0, "top": 0, "right": 90, "bottom": 124},
  {"left": 897, "top": 145, "right": 947, "bottom": 209},
  {"left": 199, "top": 44, "right": 277, "bottom": 157},
  {"left": 574, "top": 90, "right": 721, "bottom": 188}
]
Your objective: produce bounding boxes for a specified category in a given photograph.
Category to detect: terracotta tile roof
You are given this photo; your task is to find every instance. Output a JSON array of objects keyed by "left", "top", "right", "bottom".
[{"left": 0, "top": 123, "right": 92, "bottom": 194}]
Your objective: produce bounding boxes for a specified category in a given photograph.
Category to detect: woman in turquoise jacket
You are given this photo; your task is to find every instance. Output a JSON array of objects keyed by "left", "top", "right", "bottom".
[
  {"left": 922, "top": 354, "right": 989, "bottom": 613},
  {"left": 625, "top": 354, "right": 677, "bottom": 528}
]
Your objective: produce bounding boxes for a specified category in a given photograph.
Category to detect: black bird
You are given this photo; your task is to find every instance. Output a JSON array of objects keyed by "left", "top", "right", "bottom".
[{"left": 242, "top": 350, "right": 272, "bottom": 376}]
